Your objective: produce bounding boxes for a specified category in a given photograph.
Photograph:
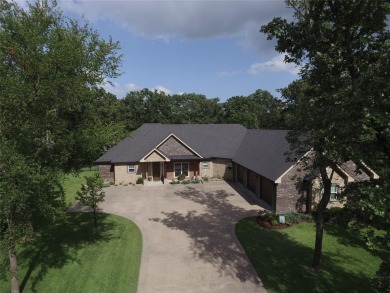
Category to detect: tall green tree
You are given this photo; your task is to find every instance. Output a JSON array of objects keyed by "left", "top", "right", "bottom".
[
  {"left": 0, "top": 1, "right": 121, "bottom": 291},
  {"left": 171, "top": 93, "right": 223, "bottom": 124},
  {"left": 261, "top": 0, "right": 390, "bottom": 273},
  {"left": 222, "top": 89, "right": 285, "bottom": 129}
]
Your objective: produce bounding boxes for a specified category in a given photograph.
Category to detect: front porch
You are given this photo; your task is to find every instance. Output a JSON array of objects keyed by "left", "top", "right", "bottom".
[{"left": 140, "top": 159, "right": 201, "bottom": 181}]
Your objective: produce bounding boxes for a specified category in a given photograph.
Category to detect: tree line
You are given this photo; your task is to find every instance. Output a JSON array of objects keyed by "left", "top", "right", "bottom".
[{"left": 93, "top": 87, "right": 287, "bottom": 147}]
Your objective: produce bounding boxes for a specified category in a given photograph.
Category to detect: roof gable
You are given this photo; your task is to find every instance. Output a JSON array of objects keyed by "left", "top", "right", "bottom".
[{"left": 156, "top": 134, "right": 202, "bottom": 158}]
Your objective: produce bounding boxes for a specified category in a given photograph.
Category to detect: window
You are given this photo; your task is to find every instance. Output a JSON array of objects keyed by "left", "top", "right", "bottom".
[
  {"left": 330, "top": 184, "right": 339, "bottom": 201},
  {"left": 128, "top": 165, "right": 135, "bottom": 173},
  {"left": 321, "top": 184, "right": 339, "bottom": 201},
  {"left": 202, "top": 161, "right": 209, "bottom": 169},
  {"left": 174, "top": 162, "right": 189, "bottom": 177},
  {"left": 226, "top": 162, "right": 233, "bottom": 170}
]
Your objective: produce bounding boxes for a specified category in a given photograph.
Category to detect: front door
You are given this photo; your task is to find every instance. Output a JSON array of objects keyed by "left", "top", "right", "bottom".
[{"left": 152, "top": 162, "right": 160, "bottom": 180}]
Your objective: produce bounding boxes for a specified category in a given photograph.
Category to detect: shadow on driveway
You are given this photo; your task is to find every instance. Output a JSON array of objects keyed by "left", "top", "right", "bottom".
[{"left": 150, "top": 186, "right": 261, "bottom": 285}]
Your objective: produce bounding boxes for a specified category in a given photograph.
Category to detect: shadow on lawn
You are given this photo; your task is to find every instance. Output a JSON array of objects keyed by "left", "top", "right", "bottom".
[
  {"left": 236, "top": 218, "right": 379, "bottom": 293},
  {"left": 150, "top": 186, "right": 260, "bottom": 285},
  {"left": 17, "top": 212, "right": 116, "bottom": 293}
]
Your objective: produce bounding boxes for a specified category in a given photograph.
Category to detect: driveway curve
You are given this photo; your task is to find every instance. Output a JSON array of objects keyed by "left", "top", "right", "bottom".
[{"left": 99, "top": 181, "right": 267, "bottom": 293}]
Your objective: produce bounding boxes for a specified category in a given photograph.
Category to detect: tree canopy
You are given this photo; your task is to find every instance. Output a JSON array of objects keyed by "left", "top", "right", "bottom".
[
  {"left": 0, "top": 1, "right": 121, "bottom": 291},
  {"left": 261, "top": 0, "right": 390, "bottom": 276}
]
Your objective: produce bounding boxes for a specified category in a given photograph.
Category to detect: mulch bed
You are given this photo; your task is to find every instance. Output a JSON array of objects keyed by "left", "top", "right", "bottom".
[{"left": 256, "top": 216, "right": 290, "bottom": 229}]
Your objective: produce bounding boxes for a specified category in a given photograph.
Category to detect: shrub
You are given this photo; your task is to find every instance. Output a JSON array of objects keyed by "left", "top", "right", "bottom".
[
  {"left": 324, "top": 207, "right": 353, "bottom": 226},
  {"left": 202, "top": 176, "right": 209, "bottom": 182},
  {"left": 177, "top": 174, "right": 186, "bottom": 180},
  {"left": 181, "top": 179, "right": 191, "bottom": 184},
  {"left": 109, "top": 181, "right": 115, "bottom": 185},
  {"left": 372, "top": 260, "right": 390, "bottom": 293},
  {"left": 136, "top": 177, "right": 144, "bottom": 184},
  {"left": 170, "top": 180, "right": 180, "bottom": 185},
  {"left": 259, "top": 210, "right": 278, "bottom": 222},
  {"left": 270, "top": 219, "right": 279, "bottom": 226},
  {"left": 191, "top": 178, "right": 201, "bottom": 184},
  {"left": 281, "top": 210, "right": 312, "bottom": 225}
]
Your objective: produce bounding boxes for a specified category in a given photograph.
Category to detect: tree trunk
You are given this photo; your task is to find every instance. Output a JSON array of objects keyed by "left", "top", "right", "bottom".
[
  {"left": 7, "top": 216, "right": 20, "bottom": 293},
  {"left": 311, "top": 166, "right": 331, "bottom": 272},
  {"left": 93, "top": 208, "right": 98, "bottom": 228},
  {"left": 9, "top": 246, "right": 20, "bottom": 293}
]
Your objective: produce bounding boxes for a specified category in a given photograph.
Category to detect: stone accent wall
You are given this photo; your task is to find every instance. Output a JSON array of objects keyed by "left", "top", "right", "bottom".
[
  {"left": 199, "top": 161, "right": 213, "bottom": 178},
  {"left": 311, "top": 167, "right": 347, "bottom": 205},
  {"left": 158, "top": 136, "right": 194, "bottom": 156},
  {"left": 213, "top": 158, "right": 233, "bottom": 181},
  {"left": 99, "top": 164, "right": 114, "bottom": 183},
  {"left": 114, "top": 164, "right": 145, "bottom": 184}
]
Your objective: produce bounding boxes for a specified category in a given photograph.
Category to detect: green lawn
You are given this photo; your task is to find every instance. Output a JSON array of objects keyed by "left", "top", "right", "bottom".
[
  {"left": 236, "top": 217, "right": 385, "bottom": 293},
  {"left": 62, "top": 166, "right": 98, "bottom": 204},
  {"left": 0, "top": 213, "right": 142, "bottom": 293},
  {"left": 1, "top": 168, "right": 142, "bottom": 292}
]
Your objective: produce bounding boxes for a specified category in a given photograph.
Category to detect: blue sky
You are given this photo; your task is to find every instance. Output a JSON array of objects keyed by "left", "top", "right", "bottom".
[{"left": 18, "top": 0, "right": 299, "bottom": 102}]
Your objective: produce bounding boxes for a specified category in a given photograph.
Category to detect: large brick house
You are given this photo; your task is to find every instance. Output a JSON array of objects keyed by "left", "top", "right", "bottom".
[{"left": 96, "top": 123, "right": 378, "bottom": 213}]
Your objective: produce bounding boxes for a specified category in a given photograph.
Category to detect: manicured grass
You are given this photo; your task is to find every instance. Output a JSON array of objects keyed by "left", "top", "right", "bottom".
[
  {"left": 62, "top": 166, "right": 98, "bottom": 204},
  {"left": 0, "top": 213, "right": 142, "bottom": 293},
  {"left": 236, "top": 217, "right": 386, "bottom": 293}
]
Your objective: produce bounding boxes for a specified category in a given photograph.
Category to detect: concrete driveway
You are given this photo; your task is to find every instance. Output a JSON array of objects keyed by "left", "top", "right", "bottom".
[{"left": 99, "top": 181, "right": 266, "bottom": 293}]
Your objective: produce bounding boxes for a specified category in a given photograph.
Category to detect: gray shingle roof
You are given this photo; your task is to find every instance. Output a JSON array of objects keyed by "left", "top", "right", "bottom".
[
  {"left": 96, "top": 123, "right": 295, "bottom": 182},
  {"left": 233, "top": 130, "right": 295, "bottom": 182},
  {"left": 96, "top": 123, "right": 247, "bottom": 163}
]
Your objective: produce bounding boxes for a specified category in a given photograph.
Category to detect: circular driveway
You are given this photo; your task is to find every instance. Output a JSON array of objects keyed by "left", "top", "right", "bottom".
[{"left": 100, "top": 181, "right": 266, "bottom": 293}]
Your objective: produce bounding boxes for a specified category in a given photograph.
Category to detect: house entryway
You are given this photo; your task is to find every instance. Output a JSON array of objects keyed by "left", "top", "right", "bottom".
[{"left": 152, "top": 162, "right": 161, "bottom": 180}]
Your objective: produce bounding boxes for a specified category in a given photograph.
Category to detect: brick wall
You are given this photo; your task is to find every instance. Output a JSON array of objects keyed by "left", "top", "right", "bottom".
[
  {"left": 98, "top": 164, "right": 114, "bottom": 183},
  {"left": 275, "top": 161, "right": 308, "bottom": 214}
]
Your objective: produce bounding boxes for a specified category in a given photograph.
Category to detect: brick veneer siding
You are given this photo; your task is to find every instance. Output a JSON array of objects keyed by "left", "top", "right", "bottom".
[
  {"left": 99, "top": 164, "right": 114, "bottom": 183},
  {"left": 165, "top": 160, "right": 200, "bottom": 179},
  {"left": 275, "top": 161, "right": 309, "bottom": 214}
]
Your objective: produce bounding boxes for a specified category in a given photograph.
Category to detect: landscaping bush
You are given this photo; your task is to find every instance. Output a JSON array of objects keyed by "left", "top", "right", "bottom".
[
  {"left": 202, "top": 176, "right": 209, "bottom": 182},
  {"left": 258, "top": 210, "right": 279, "bottom": 222},
  {"left": 324, "top": 207, "right": 354, "bottom": 227},
  {"left": 136, "top": 177, "right": 144, "bottom": 185},
  {"left": 170, "top": 180, "right": 180, "bottom": 185},
  {"left": 177, "top": 174, "right": 186, "bottom": 180},
  {"left": 280, "top": 210, "right": 312, "bottom": 225},
  {"left": 191, "top": 178, "right": 201, "bottom": 184}
]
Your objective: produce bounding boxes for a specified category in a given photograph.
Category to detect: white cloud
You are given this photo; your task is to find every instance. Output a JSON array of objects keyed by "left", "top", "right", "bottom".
[
  {"left": 248, "top": 54, "right": 300, "bottom": 75},
  {"left": 101, "top": 80, "right": 175, "bottom": 97},
  {"left": 100, "top": 81, "right": 141, "bottom": 97},
  {"left": 150, "top": 85, "right": 173, "bottom": 95},
  {"left": 58, "top": 0, "right": 291, "bottom": 52}
]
